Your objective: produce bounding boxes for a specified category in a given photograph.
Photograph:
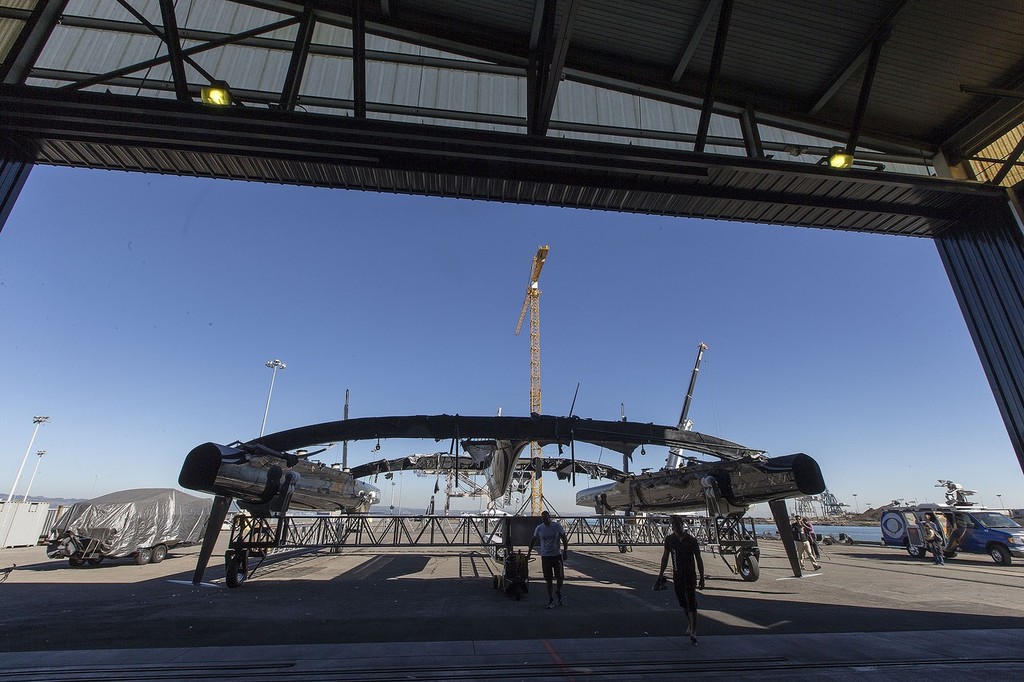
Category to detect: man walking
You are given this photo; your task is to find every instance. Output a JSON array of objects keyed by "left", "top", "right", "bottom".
[
  {"left": 657, "top": 516, "right": 706, "bottom": 645},
  {"left": 527, "top": 510, "right": 569, "bottom": 609}
]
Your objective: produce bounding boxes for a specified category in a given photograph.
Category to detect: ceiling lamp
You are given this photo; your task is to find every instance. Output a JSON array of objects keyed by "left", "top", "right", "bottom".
[
  {"left": 201, "top": 82, "right": 232, "bottom": 106},
  {"left": 827, "top": 147, "right": 854, "bottom": 169}
]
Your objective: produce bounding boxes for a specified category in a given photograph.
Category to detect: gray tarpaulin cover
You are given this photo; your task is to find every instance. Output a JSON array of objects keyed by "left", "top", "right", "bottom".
[{"left": 49, "top": 488, "right": 212, "bottom": 558}]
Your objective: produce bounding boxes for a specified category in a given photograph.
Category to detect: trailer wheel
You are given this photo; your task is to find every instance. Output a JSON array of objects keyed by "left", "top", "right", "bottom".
[
  {"left": 225, "top": 551, "right": 247, "bottom": 588},
  {"left": 737, "top": 553, "right": 760, "bottom": 582},
  {"left": 989, "top": 543, "right": 1012, "bottom": 566},
  {"left": 68, "top": 557, "right": 86, "bottom": 568},
  {"left": 135, "top": 548, "right": 152, "bottom": 566},
  {"left": 151, "top": 545, "right": 168, "bottom": 564},
  {"left": 906, "top": 543, "right": 926, "bottom": 559}
]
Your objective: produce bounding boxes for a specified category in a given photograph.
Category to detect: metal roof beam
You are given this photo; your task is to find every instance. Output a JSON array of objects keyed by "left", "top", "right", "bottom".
[
  {"left": 843, "top": 32, "right": 884, "bottom": 156},
  {"left": 36, "top": 13, "right": 516, "bottom": 81},
  {"left": 57, "top": 15, "right": 300, "bottom": 95},
  {"left": 808, "top": 0, "right": 907, "bottom": 116},
  {"left": 352, "top": 0, "right": 367, "bottom": 119},
  {"left": 24, "top": 67, "right": 937, "bottom": 169},
  {"left": 0, "top": 0, "right": 69, "bottom": 85},
  {"left": 1, "top": 86, "right": 992, "bottom": 222},
  {"left": 739, "top": 104, "right": 764, "bottom": 159},
  {"left": 947, "top": 80, "right": 1024, "bottom": 162},
  {"left": 280, "top": 8, "right": 316, "bottom": 111},
  {"left": 693, "top": 0, "right": 732, "bottom": 153},
  {"left": 154, "top": 0, "right": 189, "bottom": 101},
  {"left": 988, "top": 132, "right": 1024, "bottom": 186},
  {"left": 113, "top": 0, "right": 221, "bottom": 98},
  {"left": 527, "top": 0, "right": 579, "bottom": 137},
  {"left": 671, "top": 0, "right": 721, "bottom": 83}
]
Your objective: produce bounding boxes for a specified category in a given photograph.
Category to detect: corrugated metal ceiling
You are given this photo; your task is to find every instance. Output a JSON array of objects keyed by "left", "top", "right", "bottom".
[{"left": 0, "top": 0, "right": 1021, "bottom": 236}]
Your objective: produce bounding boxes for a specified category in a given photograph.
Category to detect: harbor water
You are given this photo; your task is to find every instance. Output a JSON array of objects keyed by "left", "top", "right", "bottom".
[{"left": 754, "top": 523, "right": 881, "bottom": 542}]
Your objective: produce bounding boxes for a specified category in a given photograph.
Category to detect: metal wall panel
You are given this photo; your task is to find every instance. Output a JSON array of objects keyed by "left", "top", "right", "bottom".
[{"left": 935, "top": 200, "right": 1024, "bottom": 474}]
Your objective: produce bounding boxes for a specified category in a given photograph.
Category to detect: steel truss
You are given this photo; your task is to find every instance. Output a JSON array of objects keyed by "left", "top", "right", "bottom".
[{"left": 221, "top": 512, "right": 762, "bottom": 587}]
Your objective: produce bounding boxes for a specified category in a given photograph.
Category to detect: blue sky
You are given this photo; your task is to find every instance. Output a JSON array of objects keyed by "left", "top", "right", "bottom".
[{"left": 1, "top": 165, "right": 1021, "bottom": 513}]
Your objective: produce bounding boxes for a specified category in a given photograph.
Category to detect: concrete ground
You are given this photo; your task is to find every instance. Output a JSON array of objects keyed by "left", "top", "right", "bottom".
[{"left": 0, "top": 533, "right": 1021, "bottom": 680}]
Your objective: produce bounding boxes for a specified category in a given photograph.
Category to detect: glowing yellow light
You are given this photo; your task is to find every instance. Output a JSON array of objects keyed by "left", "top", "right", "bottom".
[
  {"left": 828, "top": 148, "right": 854, "bottom": 169},
  {"left": 201, "top": 85, "right": 232, "bottom": 106}
]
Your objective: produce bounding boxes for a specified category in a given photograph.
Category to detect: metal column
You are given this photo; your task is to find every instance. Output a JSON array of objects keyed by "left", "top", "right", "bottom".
[
  {"left": 0, "top": 1, "right": 68, "bottom": 234},
  {"left": 935, "top": 196, "right": 1024, "bottom": 475},
  {"left": 0, "top": 158, "right": 32, "bottom": 234}
]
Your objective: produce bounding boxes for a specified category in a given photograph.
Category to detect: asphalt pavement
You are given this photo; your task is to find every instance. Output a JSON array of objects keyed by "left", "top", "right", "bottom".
[{"left": 1, "top": 533, "right": 1021, "bottom": 680}]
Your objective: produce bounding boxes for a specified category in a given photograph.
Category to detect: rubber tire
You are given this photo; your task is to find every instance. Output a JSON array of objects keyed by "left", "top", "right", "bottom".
[
  {"left": 738, "top": 553, "right": 760, "bottom": 582},
  {"left": 151, "top": 545, "right": 168, "bottom": 564},
  {"left": 69, "top": 557, "right": 86, "bottom": 567},
  {"left": 989, "top": 543, "right": 1012, "bottom": 566},
  {"left": 907, "top": 544, "right": 926, "bottom": 559},
  {"left": 135, "top": 548, "right": 152, "bottom": 566},
  {"left": 87, "top": 557, "right": 102, "bottom": 565},
  {"left": 225, "top": 553, "right": 246, "bottom": 588}
]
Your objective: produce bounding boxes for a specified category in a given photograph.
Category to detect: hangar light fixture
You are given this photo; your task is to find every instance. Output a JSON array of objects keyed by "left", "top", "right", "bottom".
[
  {"left": 827, "top": 147, "right": 855, "bottom": 169},
  {"left": 201, "top": 82, "right": 232, "bottom": 106}
]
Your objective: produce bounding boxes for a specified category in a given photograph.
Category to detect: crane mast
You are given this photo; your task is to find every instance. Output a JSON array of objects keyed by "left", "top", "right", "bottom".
[
  {"left": 666, "top": 342, "right": 708, "bottom": 470},
  {"left": 515, "top": 245, "right": 549, "bottom": 515}
]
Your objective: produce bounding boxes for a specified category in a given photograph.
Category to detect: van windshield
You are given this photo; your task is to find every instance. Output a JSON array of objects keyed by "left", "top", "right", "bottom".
[{"left": 972, "top": 512, "right": 1021, "bottom": 529}]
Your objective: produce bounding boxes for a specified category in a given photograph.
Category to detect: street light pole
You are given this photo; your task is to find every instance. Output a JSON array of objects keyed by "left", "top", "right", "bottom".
[
  {"left": 21, "top": 451, "right": 45, "bottom": 502},
  {"left": 6, "top": 416, "right": 49, "bottom": 504},
  {"left": 852, "top": 493, "right": 859, "bottom": 514},
  {"left": 997, "top": 494, "right": 1004, "bottom": 508},
  {"left": 260, "top": 359, "right": 286, "bottom": 437}
]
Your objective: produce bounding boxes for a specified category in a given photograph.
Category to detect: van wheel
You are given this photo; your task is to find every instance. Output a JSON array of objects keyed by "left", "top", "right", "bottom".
[
  {"left": 906, "top": 543, "right": 926, "bottom": 559},
  {"left": 989, "top": 544, "right": 1012, "bottom": 566},
  {"left": 151, "top": 545, "right": 168, "bottom": 564}
]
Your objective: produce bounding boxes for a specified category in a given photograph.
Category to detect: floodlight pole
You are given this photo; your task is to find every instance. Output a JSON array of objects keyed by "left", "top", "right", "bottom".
[
  {"left": 260, "top": 359, "right": 286, "bottom": 437},
  {"left": 6, "top": 416, "right": 49, "bottom": 504},
  {"left": 21, "top": 451, "right": 45, "bottom": 502}
]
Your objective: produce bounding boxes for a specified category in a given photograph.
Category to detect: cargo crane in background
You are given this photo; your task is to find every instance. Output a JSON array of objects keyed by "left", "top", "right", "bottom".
[
  {"left": 665, "top": 342, "right": 708, "bottom": 470},
  {"left": 515, "top": 245, "right": 550, "bottom": 516}
]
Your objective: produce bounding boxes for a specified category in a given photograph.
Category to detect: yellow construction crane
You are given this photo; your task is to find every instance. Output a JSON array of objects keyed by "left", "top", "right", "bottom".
[{"left": 515, "top": 245, "right": 549, "bottom": 515}]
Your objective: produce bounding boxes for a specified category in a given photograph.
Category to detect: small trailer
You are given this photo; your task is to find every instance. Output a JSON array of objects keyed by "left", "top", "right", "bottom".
[{"left": 46, "top": 488, "right": 211, "bottom": 567}]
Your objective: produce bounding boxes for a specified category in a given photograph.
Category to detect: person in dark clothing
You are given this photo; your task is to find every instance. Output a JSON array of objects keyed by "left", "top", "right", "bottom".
[
  {"left": 657, "top": 516, "right": 706, "bottom": 645},
  {"left": 801, "top": 516, "right": 821, "bottom": 560}
]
